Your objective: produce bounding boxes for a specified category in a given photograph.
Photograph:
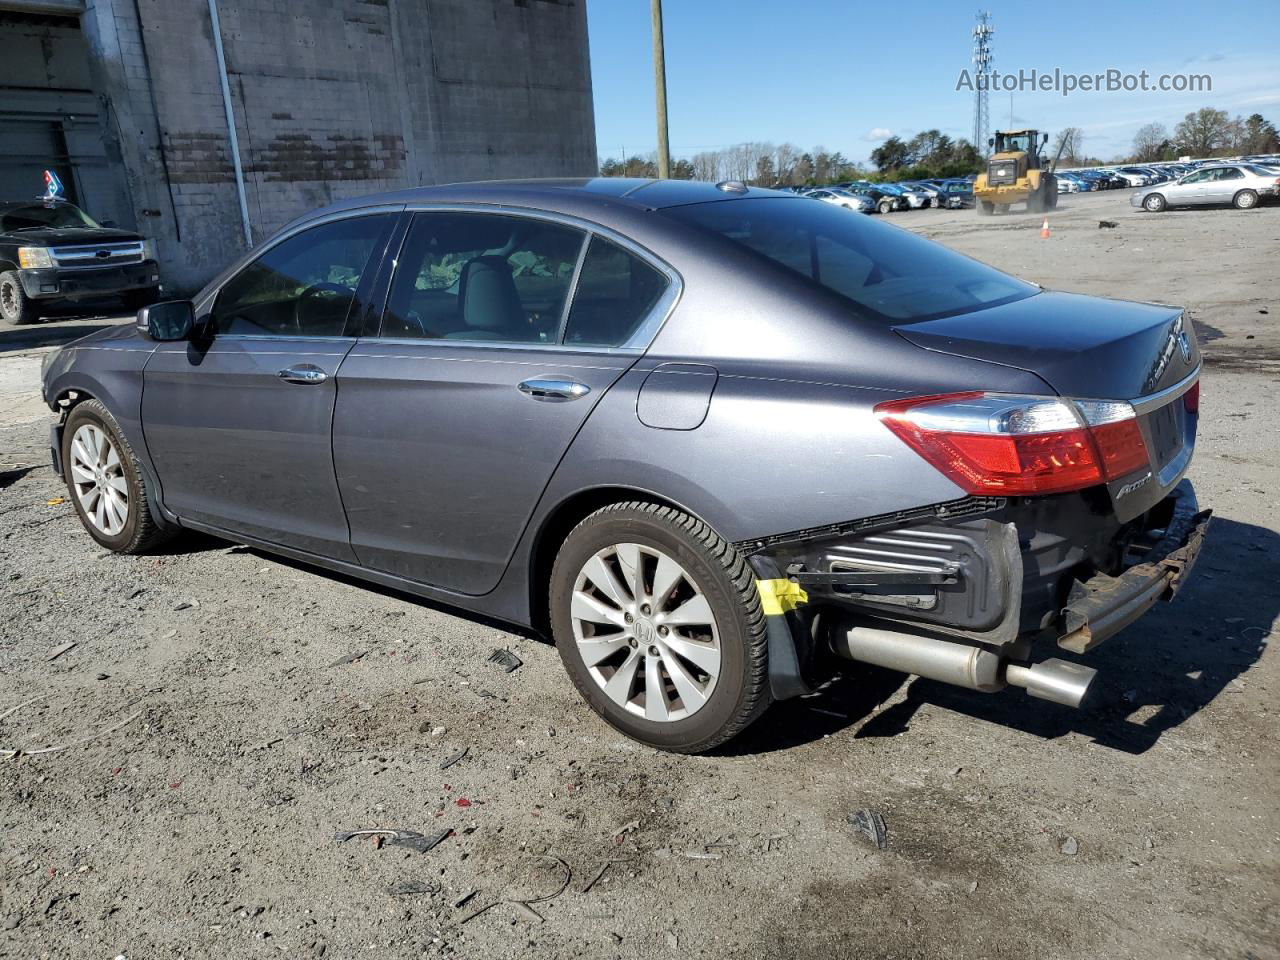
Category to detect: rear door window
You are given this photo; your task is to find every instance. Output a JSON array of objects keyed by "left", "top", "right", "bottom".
[{"left": 380, "top": 213, "right": 584, "bottom": 342}]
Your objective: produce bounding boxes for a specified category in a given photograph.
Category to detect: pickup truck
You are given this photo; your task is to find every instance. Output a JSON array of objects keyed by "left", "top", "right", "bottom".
[{"left": 0, "top": 198, "right": 160, "bottom": 325}]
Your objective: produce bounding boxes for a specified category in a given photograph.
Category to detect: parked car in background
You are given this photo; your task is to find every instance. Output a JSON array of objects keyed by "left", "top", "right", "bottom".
[
  {"left": 939, "top": 179, "right": 975, "bottom": 208},
  {"left": 846, "top": 185, "right": 904, "bottom": 214},
  {"left": 41, "top": 178, "right": 1208, "bottom": 753},
  {"left": 1131, "top": 164, "right": 1280, "bottom": 212},
  {"left": 901, "top": 182, "right": 946, "bottom": 207},
  {"left": 0, "top": 198, "right": 160, "bottom": 325},
  {"left": 803, "top": 188, "right": 875, "bottom": 213}
]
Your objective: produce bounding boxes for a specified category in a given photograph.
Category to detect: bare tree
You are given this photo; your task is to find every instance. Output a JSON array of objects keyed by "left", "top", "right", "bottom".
[
  {"left": 1131, "top": 122, "right": 1168, "bottom": 162},
  {"left": 691, "top": 151, "right": 720, "bottom": 182},
  {"left": 1052, "top": 127, "right": 1085, "bottom": 166},
  {"left": 774, "top": 143, "right": 800, "bottom": 184}
]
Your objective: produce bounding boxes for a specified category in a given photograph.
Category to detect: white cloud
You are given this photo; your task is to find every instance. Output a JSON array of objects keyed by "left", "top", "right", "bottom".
[{"left": 865, "top": 127, "right": 893, "bottom": 141}]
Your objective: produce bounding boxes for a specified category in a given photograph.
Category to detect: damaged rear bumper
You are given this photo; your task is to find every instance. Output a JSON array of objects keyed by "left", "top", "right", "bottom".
[
  {"left": 748, "top": 480, "right": 1209, "bottom": 702},
  {"left": 1058, "top": 482, "right": 1209, "bottom": 653}
]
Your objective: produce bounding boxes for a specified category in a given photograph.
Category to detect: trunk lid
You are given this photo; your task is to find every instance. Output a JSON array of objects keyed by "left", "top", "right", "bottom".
[{"left": 893, "top": 290, "right": 1198, "bottom": 400}]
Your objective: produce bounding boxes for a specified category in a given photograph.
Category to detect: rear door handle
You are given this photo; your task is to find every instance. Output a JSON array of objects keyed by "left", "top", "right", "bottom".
[
  {"left": 517, "top": 378, "right": 590, "bottom": 402},
  {"left": 278, "top": 364, "right": 327, "bottom": 385}
]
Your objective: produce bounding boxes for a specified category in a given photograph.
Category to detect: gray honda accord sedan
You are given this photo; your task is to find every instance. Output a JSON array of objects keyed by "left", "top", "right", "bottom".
[{"left": 41, "top": 179, "right": 1209, "bottom": 752}]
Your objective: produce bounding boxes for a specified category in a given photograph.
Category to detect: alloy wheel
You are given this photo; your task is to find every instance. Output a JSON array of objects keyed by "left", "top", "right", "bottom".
[
  {"left": 570, "top": 542, "right": 721, "bottom": 722},
  {"left": 69, "top": 423, "right": 129, "bottom": 536}
]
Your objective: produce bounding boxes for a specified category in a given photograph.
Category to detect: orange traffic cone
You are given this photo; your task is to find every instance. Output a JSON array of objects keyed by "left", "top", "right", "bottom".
[{"left": 1040, "top": 217, "right": 1051, "bottom": 238}]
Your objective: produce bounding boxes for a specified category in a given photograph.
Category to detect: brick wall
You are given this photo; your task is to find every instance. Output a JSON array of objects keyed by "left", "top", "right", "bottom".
[{"left": 83, "top": 0, "right": 597, "bottom": 293}]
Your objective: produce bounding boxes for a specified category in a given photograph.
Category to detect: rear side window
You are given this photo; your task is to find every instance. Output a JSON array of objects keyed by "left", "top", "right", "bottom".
[
  {"left": 563, "top": 237, "right": 668, "bottom": 347},
  {"left": 661, "top": 197, "right": 1036, "bottom": 324},
  {"left": 214, "top": 214, "right": 392, "bottom": 337}
]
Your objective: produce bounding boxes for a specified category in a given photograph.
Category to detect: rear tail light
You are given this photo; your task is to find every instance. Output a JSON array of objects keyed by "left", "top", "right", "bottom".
[
  {"left": 875, "top": 391, "right": 1151, "bottom": 496},
  {"left": 1183, "top": 380, "right": 1200, "bottom": 414}
]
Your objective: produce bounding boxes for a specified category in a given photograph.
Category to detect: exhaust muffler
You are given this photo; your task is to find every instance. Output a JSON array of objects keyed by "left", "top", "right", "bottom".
[{"left": 834, "top": 624, "right": 1096, "bottom": 709}]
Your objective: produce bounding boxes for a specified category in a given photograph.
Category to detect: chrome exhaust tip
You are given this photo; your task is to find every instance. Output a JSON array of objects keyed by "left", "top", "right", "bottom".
[{"left": 1004, "top": 658, "right": 1098, "bottom": 709}]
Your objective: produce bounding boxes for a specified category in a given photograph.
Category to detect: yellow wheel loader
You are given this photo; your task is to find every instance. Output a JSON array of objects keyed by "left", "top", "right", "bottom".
[{"left": 973, "top": 129, "right": 1062, "bottom": 215}]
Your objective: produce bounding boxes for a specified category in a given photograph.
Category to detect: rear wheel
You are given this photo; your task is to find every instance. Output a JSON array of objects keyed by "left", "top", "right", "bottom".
[
  {"left": 0, "top": 270, "right": 39, "bottom": 325},
  {"left": 1143, "top": 193, "right": 1167, "bottom": 212},
  {"left": 877, "top": 199, "right": 893, "bottom": 215},
  {"left": 977, "top": 200, "right": 994, "bottom": 216},
  {"left": 1233, "top": 189, "right": 1258, "bottom": 210},
  {"left": 549, "top": 502, "right": 770, "bottom": 753},
  {"left": 61, "top": 399, "right": 174, "bottom": 553}
]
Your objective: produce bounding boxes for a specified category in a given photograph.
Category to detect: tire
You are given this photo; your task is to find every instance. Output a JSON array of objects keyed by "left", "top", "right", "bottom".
[
  {"left": 549, "top": 501, "right": 771, "bottom": 753},
  {"left": 1233, "top": 189, "right": 1258, "bottom": 210},
  {"left": 122, "top": 287, "right": 160, "bottom": 312},
  {"left": 61, "top": 399, "right": 175, "bottom": 554},
  {"left": 1046, "top": 186, "right": 1059, "bottom": 210},
  {"left": 877, "top": 200, "right": 893, "bottom": 215},
  {"left": 1143, "top": 193, "right": 1166, "bottom": 212},
  {"left": 977, "top": 200, "right": 994, "bottom": 216},
  {"left": 0, "top": 270, "right": 40, "bottom": 325}
]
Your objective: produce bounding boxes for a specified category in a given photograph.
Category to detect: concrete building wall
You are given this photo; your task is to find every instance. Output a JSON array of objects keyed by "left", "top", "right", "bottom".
[{"left": 6, "top": 0, "right": 596, "bottom": 293}]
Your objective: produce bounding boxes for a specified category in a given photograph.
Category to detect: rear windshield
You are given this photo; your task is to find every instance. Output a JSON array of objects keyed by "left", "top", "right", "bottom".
[
  {"left": 0, "top": 203, "right": 99, "bottom": 232},
  {"left": 661, "top": 197, "right": 1037, "bottom": 324}
]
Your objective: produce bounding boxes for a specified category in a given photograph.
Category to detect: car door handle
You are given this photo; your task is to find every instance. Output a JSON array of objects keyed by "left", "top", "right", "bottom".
[
  {"left": 517, "top": 378, "right": 591, "bottom": 402},
  {"left": 277, "top": 364, "right": 327, "bottom": 385}
]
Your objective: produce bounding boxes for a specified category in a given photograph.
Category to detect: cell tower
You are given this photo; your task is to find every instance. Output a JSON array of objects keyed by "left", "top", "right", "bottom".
[{"left": 972, "top": 11, "right": 994, "bottom": 157}]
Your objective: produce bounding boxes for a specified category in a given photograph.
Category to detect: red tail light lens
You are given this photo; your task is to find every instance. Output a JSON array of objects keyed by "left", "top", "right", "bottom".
[
  {"left": 1183, "top": 380, "right": 1200, "bottom": 414},
  {"left": 876, "top": 391, "right": 1151, "bottom": 496}
]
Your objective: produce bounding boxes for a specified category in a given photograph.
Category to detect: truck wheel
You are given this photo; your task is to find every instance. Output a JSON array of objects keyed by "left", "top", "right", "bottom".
[
  {"left": 1027, "top": 191, "right": 1044, "bottom": 214},
  {"left": 549, "top": 501, "right": 771, "bottom": 753},
  {"left": 977, "top": 200, "right": 994, "bottom": 216},
  {"left": 1233, "top": 189, "right": 1258, "bottom": 210},
  {"left": 0, "top": 270, "right": 39, "bottom": 325},
  {"left": 61, "top": 399, "right": 175, "bottom": 554}
]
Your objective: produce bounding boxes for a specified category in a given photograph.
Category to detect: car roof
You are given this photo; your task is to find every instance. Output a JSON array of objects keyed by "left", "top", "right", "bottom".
[{"left": 308, "top": 178, "right": 783, "bottom": 218}]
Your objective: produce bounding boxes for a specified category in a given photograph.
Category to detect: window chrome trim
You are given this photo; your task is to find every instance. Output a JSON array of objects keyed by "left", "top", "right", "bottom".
[
  {"left": 394, "top": 202, "right": 685, "bottom": 354},
  {"left": 1130, "top": 363, "right": 1201, "bottom": 415}
]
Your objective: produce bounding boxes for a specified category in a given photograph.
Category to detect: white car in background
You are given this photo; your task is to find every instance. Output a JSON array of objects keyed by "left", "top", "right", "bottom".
[{"left": 803, "top": 188, "right": 875, "bottom": 213}]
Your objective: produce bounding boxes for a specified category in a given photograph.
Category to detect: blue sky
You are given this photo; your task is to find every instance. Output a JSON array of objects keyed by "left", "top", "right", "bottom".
[{"left": 587, "top": 0, "right": 1280, "bottom": 165}]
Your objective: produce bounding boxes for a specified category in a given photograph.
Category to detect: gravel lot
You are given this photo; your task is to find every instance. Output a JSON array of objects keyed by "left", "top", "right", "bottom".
[{"left": 2, "top": 191, "right": 1276, "bottom": 960}]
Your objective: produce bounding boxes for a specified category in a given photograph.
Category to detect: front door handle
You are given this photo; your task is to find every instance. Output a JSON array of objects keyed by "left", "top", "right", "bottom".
[
  {"left": 517, "top": 378, "right": 591, "bottom": 402},
  {"left": 278, "top": 364, "right": 327, "bottom": 385}
]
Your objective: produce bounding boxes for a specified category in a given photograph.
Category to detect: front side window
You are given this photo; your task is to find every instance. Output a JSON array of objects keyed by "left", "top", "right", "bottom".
[
  {"left": 381, "top": 213, "right": 584, "bottom": 342},
  {"left": 213, "top": 214, "right": 392, "bottom": 337},
  {"left": 662, "top": 196, "right": 1037, "bottom": 324},
  {"left": 563, "top": 237, "right": 669, "bottom": 348}
]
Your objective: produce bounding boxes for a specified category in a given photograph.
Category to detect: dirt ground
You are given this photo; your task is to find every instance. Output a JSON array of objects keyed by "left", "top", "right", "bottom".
[{"left": 1, "top": 191, "right": 1276, "bottom": 960}]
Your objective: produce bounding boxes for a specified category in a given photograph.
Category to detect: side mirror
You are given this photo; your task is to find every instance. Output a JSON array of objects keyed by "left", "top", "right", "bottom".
[
  {"left": 987, "top": 137, "right": 995, "bottom": 148},
  {"left": 137, "top": 300, "right": 194, "bottom": 341}
]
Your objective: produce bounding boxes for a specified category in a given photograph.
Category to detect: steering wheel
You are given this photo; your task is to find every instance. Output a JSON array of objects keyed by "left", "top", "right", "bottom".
[{"left": 293, "top": 282, "right": 355, "bottom": 334}]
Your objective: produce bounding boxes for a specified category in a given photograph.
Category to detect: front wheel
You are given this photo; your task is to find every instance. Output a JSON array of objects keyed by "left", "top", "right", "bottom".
[
  {"left": 1143, "top": 193, "right": 1167, "bottom": 212},
  {"left": 549, "top": 502, "right": 771, "bottom": 753},
  {"left": 877, "top": 200, "right": 893, "bottom": 214},
  {"left": 0, "top": 270, "right": 39, "bottom": 325},
  {"left": 61, "top": 399, "right": 175, "bottom": 553},
  {"left": 977, "top": 200, "right": 994, "bottom": 216},
  {"left": 1233, "top": 189, "right": 1258, "bottom": 210}
]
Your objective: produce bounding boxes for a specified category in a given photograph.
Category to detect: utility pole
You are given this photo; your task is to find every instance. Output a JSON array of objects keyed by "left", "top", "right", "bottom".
[{"left": 650, "top": 0, "right": 671, "bottom": 179}]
